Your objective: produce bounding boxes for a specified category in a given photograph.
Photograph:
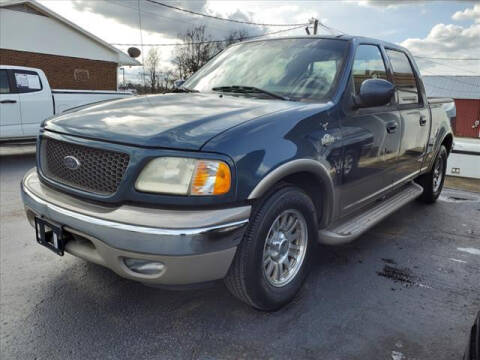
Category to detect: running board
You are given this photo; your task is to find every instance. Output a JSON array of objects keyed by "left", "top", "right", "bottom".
[{"left": 318, "top": 182, "right": 424, "bottom": 245}]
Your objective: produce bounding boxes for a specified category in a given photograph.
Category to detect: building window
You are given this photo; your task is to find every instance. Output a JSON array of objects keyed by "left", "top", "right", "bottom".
[{"left": 74, "top": 69, "right": 90, "bottom": 82}]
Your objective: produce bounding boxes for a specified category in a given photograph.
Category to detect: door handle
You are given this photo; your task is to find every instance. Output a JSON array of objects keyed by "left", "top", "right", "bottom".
[
  {"left": 0, "top": 99, "right": 17, "bottom": 104},
  {"left": 419, "top": 115, "right": 427, "bottom": 126},
  {"left": 386, "top": 122, "right": 398, "bottom": 134}
]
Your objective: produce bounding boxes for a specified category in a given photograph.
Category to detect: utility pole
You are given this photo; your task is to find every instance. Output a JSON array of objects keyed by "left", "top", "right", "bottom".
[
  {"left": 307, "top": 17, "right": 319, "bottom": 35},
  {"left": 120, "top": 67, "right": 125, "bottom": 88}
]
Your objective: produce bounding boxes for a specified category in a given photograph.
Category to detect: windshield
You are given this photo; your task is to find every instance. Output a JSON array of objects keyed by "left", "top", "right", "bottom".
[{"left": 183, "top": 38, "right": 348, "bottom": 101}]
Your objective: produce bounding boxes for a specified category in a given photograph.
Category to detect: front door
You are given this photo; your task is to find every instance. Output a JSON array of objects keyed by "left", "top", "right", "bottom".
[
  {"left": 385, "top": 49, "right": 430, "bottom": 182},
  {"left": 12, "top": 69, "right": 53, "bottom": 137},
  {"left": 340, "top": 44, "right": 402, "bottom": 213}
]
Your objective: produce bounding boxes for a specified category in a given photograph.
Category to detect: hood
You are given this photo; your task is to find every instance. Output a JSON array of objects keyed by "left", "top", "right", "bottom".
[{"left": 44, "top": 93, "right": 302, "bottom": 150}]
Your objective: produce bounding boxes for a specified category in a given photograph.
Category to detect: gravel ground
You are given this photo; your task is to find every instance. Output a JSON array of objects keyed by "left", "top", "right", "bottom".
[{"left": 1, "top": 149, "right": 479, "bottom": 360}]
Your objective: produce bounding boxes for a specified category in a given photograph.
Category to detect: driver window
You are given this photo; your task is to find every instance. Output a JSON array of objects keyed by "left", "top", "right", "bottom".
[
  {"left": 0, "top": 70, "right": 10, "bottom": 94},
  {"left": 352, "top": 45, "right": 388, "bottom": 95}
]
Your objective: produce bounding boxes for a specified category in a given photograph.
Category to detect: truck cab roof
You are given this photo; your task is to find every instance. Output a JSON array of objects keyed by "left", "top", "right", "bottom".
[{"left": 241, "top": 35, "right": 411, "bottom": 55}]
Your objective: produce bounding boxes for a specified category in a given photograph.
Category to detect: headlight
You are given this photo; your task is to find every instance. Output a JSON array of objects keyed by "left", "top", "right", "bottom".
[{"left": 135, "top": 157, "right": 231, "bottom": 196}]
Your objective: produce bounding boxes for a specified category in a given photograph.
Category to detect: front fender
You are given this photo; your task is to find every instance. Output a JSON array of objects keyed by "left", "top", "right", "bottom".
[
  {"left": 202, "top": 102, "right": 343, "bottom": 227},
  {"left": 248, "top": 159, "right": 337, "bottom": 226}
]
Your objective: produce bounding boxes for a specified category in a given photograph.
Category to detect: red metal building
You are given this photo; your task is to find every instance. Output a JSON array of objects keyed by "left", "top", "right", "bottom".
[
  {"left": 454, "top": 99, "right": 480, "bottom": 138},
  {"left": 423, "top": 76, "right": 480, "bottom": 138}
]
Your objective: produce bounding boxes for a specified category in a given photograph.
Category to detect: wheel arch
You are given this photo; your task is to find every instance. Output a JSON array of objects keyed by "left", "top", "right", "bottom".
[
  {"left": 247, "top": 159, "right": 336, "bottom": 228},
  {"left": 442, "top": 133, "right": 453, "bottom": 154}
]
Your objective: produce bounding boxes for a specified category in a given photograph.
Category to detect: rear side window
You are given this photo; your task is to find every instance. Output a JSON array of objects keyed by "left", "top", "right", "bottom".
[
  {"left": 0, "top": 70, "right": 10, "bottom": 94},
  {"left": 385, "top": 50, "right": 420, "bottom": 105},
  {"left": 13, "top": 70, "right": 43, "bottom": 93},
  {"left": 352, "top": 45, "right": 388, "bottom": 95}
]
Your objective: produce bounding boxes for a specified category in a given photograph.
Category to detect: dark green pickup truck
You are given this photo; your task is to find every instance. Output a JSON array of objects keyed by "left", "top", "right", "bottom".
[{"left": 21, "top": 35, "right": 453, "bottom": 310}]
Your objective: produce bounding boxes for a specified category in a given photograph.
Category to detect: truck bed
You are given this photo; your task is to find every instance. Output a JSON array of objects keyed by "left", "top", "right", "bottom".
[{"left": 52, "top": 89, "right": 132, "bottom": 114}]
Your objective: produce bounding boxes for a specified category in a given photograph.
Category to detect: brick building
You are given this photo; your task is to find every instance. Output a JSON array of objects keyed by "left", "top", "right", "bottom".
[{"left": 0, "top": 0, "right": 140, "bottom": 91}]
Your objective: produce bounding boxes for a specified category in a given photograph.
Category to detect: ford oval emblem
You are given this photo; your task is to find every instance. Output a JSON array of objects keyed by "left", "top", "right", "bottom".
[{"left": 64, "top": 155, "right": 81, "bottom": 170}]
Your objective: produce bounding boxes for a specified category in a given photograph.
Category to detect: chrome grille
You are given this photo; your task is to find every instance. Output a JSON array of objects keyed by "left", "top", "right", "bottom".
[{"left": 40, "top": 137, "right": 129, "bottom": 195}]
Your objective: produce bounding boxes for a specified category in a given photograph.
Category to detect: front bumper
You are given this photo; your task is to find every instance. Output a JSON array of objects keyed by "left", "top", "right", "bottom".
[{"left": 21, "top": 168, "right": 250, "bottom": 285}]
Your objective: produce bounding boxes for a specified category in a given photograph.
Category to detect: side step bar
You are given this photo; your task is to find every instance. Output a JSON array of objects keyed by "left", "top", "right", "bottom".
[{"left": 318, "top": 182, "right": 424, "bottom": 245}]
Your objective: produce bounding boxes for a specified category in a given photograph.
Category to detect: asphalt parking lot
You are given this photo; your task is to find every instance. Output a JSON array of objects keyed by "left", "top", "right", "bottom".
[{"left": 1, "top": 147, "right": 479, "bottom": 360}]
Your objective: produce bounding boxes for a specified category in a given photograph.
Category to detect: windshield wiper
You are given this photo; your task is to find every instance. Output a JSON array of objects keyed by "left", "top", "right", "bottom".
[{"left": 212, "top": 86, "right": 289, "bottom": 101}]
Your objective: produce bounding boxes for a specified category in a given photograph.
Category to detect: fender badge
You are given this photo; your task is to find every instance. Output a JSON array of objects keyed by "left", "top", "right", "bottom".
[{"left": 321, "top": 134, "right": 335, "bottom": 147}]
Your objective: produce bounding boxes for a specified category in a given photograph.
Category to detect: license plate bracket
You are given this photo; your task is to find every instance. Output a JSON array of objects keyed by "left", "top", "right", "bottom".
[{"left": 34, "top": 217, "right": 69, "bottom": 256}]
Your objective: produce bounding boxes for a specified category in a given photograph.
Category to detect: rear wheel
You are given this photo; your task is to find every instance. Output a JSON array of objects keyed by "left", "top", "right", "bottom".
[
  {"left": 417, "top": 145, "right": 447, "bottom": 203},
  {"left": 224, "top": 186, "right": 317, "bottom": 311}
]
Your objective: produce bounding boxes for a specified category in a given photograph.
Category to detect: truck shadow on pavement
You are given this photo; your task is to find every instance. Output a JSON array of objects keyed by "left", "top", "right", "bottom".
[{"left": 7, "top": 190, "right": 480, "bottom": 360}]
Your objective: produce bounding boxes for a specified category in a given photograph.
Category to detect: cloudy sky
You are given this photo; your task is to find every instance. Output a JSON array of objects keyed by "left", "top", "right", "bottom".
[{"left": 35, "top": 0, "right": 480, "bottom": 83}]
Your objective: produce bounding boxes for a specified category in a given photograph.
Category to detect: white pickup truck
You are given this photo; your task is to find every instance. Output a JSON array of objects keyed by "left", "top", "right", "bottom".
[{"left": 0, "top": 65, "right": 132, "bottom": 141}]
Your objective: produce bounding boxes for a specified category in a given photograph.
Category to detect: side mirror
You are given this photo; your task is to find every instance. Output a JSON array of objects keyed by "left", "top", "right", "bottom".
[
  {"left": 174, "top": 79, "right": 185, "bottom": 89},
  {"left": 354, "top": 79, "right": 394, "bottom": 108}
]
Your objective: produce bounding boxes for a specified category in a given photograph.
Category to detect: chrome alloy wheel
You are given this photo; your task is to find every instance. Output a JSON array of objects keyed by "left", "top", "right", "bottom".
[
  {"left": 262, "top": 209, "right": 308, "bottom": 287},
  {"left": 433, "top": 155, "right": 444, "bottom": 193}
]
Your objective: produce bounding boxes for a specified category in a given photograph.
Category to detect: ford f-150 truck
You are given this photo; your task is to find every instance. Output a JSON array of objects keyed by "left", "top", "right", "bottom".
[
  {"left": 21, "top": 36, "right": 454, "bottom": 310},
  {"left": 0, "top": 65, "right": 132, "bottom": 141}
]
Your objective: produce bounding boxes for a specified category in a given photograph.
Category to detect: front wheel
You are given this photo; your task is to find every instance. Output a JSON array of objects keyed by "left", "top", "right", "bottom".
[
  {"left": 417, "top": 145, "right": 447, "bottom": 203},
  {"left": 224, "top": 186, "right": 317, "bottom": 311}
]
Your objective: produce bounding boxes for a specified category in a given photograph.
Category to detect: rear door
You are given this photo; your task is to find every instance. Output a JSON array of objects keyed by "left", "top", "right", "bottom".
[
  {"left": 340, "top": 44, "right": 402, "bottom": 213},
  {"left": 385, "top": 49, "right": 431, "bottom": 182},
  {"left": 12, "top": 69, "right": 53, "bottom": 137},
  {"left": 0, "top": 69, "right": 21, "bottom": 138}
]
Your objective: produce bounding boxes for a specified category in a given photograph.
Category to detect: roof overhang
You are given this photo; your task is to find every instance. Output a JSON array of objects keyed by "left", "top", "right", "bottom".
[{"left": 0, "top": 0, "right": 141, "bottom": 66}]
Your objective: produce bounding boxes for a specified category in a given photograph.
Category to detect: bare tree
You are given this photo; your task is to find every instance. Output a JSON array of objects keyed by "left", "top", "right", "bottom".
[
  {"left": 173, "top": 26, "right": 251, "bottom": 80},
  {"left": 144, "top": 47, "right": 161, "bottom": 93},
  {"left": 173, "top": 25, "right": 216, "bottom": 79},
  {"left": 217, "top": 29, "right": 250, "bottom": 52},
  {"left": 161, "top": 69, "right": 175, "bottom": 90}
]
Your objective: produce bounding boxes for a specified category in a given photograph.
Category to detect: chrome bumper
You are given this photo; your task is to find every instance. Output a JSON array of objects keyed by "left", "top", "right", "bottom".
[{"left": 21, "top": 168, "right": 250, "bottom": 284}]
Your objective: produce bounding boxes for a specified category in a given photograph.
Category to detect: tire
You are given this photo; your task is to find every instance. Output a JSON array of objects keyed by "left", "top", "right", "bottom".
[
  {"left": 417, "top": 145, "right": 447, "bottom": 204},
  {"left": 224, "top": 186, "right": 317, "bottom": 311}
]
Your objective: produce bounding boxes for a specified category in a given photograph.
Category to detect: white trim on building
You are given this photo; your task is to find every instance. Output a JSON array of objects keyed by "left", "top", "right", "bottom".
[{"left": 0, "top": 0, "right": 140, "bottom": 66}]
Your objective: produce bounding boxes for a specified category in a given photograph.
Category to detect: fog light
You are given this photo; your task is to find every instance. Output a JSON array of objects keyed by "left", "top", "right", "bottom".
[{"left": 124, "top": 258, "right": 165, "bottom": 275}]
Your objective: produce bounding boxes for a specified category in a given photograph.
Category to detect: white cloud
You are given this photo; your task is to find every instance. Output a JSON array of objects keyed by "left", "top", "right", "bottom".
[
  {"left": 401, "top": 3, "right": 480, "bottom": 75},
  {"left": 355, "top": 0, "right": 401, "bottom": 9},
  {"left": 401, "top": 22, "right": 480, "bottom": 75},
  {"left": 402, "top": 23, "right": 480, "bottom": 56},
  {"left": 354, "top": 0, "right": 430, "bottom": 9},
  {"left": 35, "top": 0, "right": 480, "bottom": 79},
  {"left": 68, "top": 0, "right": 265, "bottom": 40},
  {"left": 452, "top": 3, "right": 480, "bottom": 23},
  {"left": 356, "top": 0, "right": 477, "bottom": 10}
]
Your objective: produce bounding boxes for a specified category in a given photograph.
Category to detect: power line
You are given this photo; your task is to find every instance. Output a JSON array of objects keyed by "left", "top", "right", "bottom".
[
  {"left": 418, "top": 58, "right": 480, "bottom": 76},
  {"left": 115, "top": 1, "right": 235, "bottom": 34},
  {"left": 145, "top": 0, "right": 308, "bottom": 27},
  {"left": 137, "top": 0, "right": 146, "bottom": 87},
  {"left": 414, "top": 55, "right": 480, "bottom": 61},
  {"left": 314, "top": 19, "right": 344, "bottom": 36},
  {"left": 111, "top": 25, "right": 308, "bottom": 47}
]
